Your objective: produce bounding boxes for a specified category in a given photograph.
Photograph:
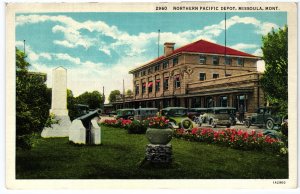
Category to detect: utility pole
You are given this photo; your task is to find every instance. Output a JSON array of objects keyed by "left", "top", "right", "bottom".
[
  {"left": 102, "top": 86, "right": 105, "bottom": 110},
  {"left": 224, "top": 12, "right": 227, "bottom": 76},
  {"left": 123, "top": 79, "right": 125, "bottom": 108},
  {"left": 158, "top": 29, "right": 160, "bottom": 58}
]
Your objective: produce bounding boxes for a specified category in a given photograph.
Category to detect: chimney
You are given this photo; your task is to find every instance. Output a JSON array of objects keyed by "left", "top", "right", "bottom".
[{"left": 164, "top": 42, "right": 175, "bottom": 56}]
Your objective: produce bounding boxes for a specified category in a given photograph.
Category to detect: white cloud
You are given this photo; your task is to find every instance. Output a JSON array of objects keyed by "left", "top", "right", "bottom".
[
  {"left": 230, "top": 43, "right": 258, "bottom": 51},
  {"left": 53, "top": 40, "right": 76, "bottom": 48},
  {"left": 99, "top": 47, "right": 111, "bottom": 56},
  {"left": 40, "top": 53, "right": 52, "bottom": 60},
  {"left": 54, "top": 53, "right": 81, "bottom": 65},
  {"left": 253, "top": 48, "right": 263, "bottom": 57}
]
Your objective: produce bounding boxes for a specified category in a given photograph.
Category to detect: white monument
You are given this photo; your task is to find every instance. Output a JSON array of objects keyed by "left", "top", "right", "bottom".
[{"left": 41, "top": 67, "right": 71, "bottom": 138}]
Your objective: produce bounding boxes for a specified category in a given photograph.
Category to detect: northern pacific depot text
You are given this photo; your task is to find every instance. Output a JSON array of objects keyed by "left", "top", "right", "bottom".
[{"left": 156, "top": 6, "right": 279, "bottom": 11}]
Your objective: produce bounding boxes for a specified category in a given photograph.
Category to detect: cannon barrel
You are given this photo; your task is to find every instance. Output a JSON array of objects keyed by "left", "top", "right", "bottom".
[
  {"left": 77, "top": 109, "right": 101, "bottom": 121},
  {"left": 77, "top": 109, "right": 101, "bottom": 130}
]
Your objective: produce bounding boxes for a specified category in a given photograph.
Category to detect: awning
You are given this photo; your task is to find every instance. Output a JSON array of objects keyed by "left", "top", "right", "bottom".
[
  {"left": 148, "top": 82, "right": 153, "bottom": 87},
  {"left": 155, "top": 79, "right": 160, "bottom": 83},
  {"left": 142, "top": 83, "right": 146, "bottom": 87},
  {"left": 174, "top": 74, "right": 180, "bottom": 78}
]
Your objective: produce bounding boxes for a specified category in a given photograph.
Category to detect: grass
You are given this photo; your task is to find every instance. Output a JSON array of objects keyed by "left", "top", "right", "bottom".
[{"left": 16, "top": 126, "right": 288, "bottom": 179}]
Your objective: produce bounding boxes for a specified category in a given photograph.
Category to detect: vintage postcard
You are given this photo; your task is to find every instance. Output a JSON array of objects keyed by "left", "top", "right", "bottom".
[{"left": 6, "top": 2, "right": 297, "bottom": 189}]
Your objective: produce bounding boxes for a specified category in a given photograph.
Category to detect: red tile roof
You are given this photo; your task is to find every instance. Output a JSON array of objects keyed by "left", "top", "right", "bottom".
[{"left": 130, "top": 39, "right": 258, "bottom": 72}]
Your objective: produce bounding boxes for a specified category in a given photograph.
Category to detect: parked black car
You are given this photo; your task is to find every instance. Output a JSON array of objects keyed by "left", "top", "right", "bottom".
[
  {"left": 244, "top": 107, "right": 282, "bottom": 130},
  {"left": 116, "top": 109, "right": 135, "bottom": 120}
]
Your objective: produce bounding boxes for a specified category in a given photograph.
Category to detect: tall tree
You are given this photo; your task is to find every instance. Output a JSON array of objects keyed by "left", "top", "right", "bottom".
[
  {"left": 16, "top": 48, "right": 50, "bottom": 149},
  {"left": 76, "top": 91, "right": 103, "bottom": 110},
  {"left": 260, "top": 26, "right": 288, "bottom": 114},
  {"left": 126, "top": 89, "right": 133, "bottom": 96},
  {"left": 108, "top": 90, "right": 121, "bottom": 103}
]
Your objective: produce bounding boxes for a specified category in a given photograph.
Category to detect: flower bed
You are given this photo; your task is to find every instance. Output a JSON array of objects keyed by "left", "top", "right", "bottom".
[
  {"left": 102, "top": 118, "right": 132, "bottom": 128},
  {"left": 174, "top": 128, "right": 287, "bottom": 154}
]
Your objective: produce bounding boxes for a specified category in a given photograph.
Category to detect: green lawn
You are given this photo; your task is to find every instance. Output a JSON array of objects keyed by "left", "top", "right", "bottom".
[{"left": 16, "top": 126, "right": 288, "bottom": 179}]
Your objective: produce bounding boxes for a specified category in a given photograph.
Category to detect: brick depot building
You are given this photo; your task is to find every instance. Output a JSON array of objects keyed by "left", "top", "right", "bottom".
[{"left": 113, "top": 39, "right": 265, "bottom": 113}]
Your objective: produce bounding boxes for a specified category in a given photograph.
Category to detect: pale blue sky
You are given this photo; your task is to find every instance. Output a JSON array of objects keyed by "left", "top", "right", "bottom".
[{"left": 15, "top": 12, "right": 287, "bottom": 98}]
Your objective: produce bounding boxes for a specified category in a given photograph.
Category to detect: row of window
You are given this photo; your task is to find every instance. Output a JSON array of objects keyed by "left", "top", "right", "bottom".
[
  {"left": 135, "top": 72, "right": 227, "bottom": 95},
  {"left": 134, "top": 57, "right": 179, "bottom": 78},
  {"left": 199, "top": 55, "right": 245, "bottom": 66},
  {"left": 191, "top": 95, "right": 247, "bottom": 110},
  {"left": 135, "top": 76, "right": 177, "bottom": 95}
]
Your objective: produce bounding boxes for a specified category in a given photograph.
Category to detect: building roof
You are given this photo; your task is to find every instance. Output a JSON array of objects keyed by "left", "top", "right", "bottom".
[{"left": 129, "top": 39, "right": 259, "bottom": 73}]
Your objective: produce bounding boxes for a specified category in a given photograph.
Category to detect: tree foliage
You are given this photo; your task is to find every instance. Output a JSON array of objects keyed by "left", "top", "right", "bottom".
[
  {"left": 260, "top": 26, "right": 288, "bottom": 114},
  {"left": 76, "top": 91, "right": 103, "bottom": 110},
  {"left": 16, "top": 48, "right": 50, "bottom": 149},
  {"left": 126, "top": 89, "right": 133, "bottom": 96},
  {"left": 108, "top": 90, "right": 121, "bottom": 103}
]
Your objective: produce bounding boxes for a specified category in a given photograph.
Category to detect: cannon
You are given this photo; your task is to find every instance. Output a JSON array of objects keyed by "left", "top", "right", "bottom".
[
  {"left": 69, "top": 109, "right": 102, "bottom": 145},
  {"left": 77, "top": 109, "right": 101, "bottom": 144}
]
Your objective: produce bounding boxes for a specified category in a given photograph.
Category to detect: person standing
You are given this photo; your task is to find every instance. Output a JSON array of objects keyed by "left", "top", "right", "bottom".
[{"left": 239, "top": 104, "right": 245, "bottom": 123}]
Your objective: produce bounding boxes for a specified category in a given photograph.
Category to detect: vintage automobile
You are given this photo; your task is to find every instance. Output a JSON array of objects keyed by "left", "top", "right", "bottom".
[
  {"left": 115, "top": 109, "right": 135, "bottom": 120},
  {"left": 200, "top": 107, "right": 236, "bottom": 128},
  {"left": 134, "top": 108, "right": 158, "bottom": 121},
  {"left": 161, "top": 107, "right": 194, "bottom": 130},
  {"left": 187, "top": 108, "right": 208, "bottom": 120},
  {"left": 244, "top": 107, "right": 283, "bottom": 130}
]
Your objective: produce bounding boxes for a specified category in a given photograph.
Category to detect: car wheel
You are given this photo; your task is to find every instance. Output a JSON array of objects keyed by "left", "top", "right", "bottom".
[
  {"left": 244, "top": 120, "right": 251, "bottom": 128},
  {"left": 266, "top": 120, "right": 274, "bottom": 130}
]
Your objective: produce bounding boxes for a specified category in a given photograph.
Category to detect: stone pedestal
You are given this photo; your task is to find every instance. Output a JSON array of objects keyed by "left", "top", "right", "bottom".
[
  {"left": 145, "top": 144, "right": 172, "bottom": 163},
  {"left": 69, "top": 119, "right": 101, "bottom": 145}
]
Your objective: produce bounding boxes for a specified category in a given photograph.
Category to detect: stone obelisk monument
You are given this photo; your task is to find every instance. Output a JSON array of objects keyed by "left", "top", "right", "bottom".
[{"left": 41, "top": 67, "right": 71, "bottom": 138}]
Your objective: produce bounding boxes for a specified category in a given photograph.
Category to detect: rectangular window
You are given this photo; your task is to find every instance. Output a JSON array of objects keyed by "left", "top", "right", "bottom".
[
  {"left": 148, "top": 67, "right": 153, "bottom": 74},
  {"left": 219, "top": 96, "right": 228, "bottom": 107},
  {"left": 213, "top": 73, "right": 219, "bottom": 79},
  {"left": 199, "top": 73, "right": 206, "bottom": 81},
  {"left": 155, "top": 79, "right": 160, "bottom": 92},
  {"left": 174, "top": 75, "right": 180, "bottom": 88},
  {"left": 212, "top": 56, "right": 219, "bottom": 65},
  {"left": 237, "top": 58, "right": 244, "bottom": 66},
  {"left": 135, "top": 85, "right": 139, "bottom": 95},
  {"left": 164, "top": 77, "right": 169, "bottom": 90},
  {"left": 225, "top": 56, "right": 232, "bottom": 65},
  {"left": 148, "top": 81, "right": 153, "bottom": 93},
  {"left": 162, "top": 61, "right": 169, "bottom": 69},
  {"left": 135, "top": 72, "right": 139, "bottom": 78},
  {"left": 141, "top": 70, "right": 146, "bottom": 76},
  {"left": 199, "top": 55, "right": 206, "bottom": 64},
  {"left": 154, "top": 64, "right": 160, "bottom": 71},
  {"left": 142, "top": 82, "right": 146, "bottom": 94},
  {"left": 173, "top": 58, "right": 178, "bottom": 66}
]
